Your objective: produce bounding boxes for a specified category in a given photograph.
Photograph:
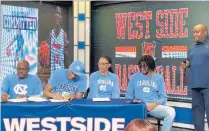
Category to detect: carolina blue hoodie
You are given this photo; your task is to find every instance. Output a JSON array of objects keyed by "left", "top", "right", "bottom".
[
  {"left": 48, "top": 68, "right": 87, "bottom": 96},
  {"left": 88, "top": 71, "right": 120, "bottom": 98},
  {"left": 125, "top": 73, "right": 166, "bottom": 105}
]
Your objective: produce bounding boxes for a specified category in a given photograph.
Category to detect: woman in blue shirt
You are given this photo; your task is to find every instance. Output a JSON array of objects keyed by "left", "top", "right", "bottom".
[{"left": 88, "top": 56, "right": 120, "bottom": 98}]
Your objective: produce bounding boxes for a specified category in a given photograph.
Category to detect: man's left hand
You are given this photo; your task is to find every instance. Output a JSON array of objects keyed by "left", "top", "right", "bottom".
[
  {"left": 147, "top": 102, "right": 158, "bottom": 111},
  {"left": 17, "top": 94, "right": 27, "bottom": 99}
]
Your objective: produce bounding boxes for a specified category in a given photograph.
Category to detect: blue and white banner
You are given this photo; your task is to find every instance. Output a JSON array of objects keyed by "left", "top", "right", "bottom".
[
  {"left": 1, "top": 99, "right": 147, "bottom": 131},
  {"left": 0, "top": 5, "right": 38, "bottom": 86}
]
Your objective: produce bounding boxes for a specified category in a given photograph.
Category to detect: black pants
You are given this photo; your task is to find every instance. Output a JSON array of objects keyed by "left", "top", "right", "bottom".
[{"left": 192, "top": 88, "right": 209, "bottom": 131}]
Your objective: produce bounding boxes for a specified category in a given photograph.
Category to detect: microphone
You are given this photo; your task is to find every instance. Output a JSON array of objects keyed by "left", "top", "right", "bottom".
[
  {"left": 182, "top": 60, "right": 187, "bottom": 76},
  {"left": 184, "top": 68, "right": 186, "bottom": 76}
]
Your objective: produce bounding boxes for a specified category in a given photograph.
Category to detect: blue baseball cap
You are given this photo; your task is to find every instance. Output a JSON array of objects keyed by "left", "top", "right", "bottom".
[{"left": 69, "top": 60, "right": 85, "bottom": 76}]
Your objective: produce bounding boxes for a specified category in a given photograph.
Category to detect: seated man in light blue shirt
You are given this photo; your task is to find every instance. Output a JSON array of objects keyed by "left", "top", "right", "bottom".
[
  {"left": 43, "top": 60, "right": 87, "bottom": 100},
  {"left": 125, "top": 55, "right": 175, "bottom": 131},
  {"left": 1, "top": 60, "right": 43, "bottom": 101}
]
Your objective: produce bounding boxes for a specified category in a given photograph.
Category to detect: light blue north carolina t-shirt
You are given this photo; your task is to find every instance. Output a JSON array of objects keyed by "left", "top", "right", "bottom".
[
  {"left": 1, "top": 74, "right": 43, "bottom": 99},
  {"left": 88, "top": 71, "right": 120, "bottom": 98},
  {"left": 125, "top": 73, "right": 166, "bottom": 105},
  {"left": 48, "top": 68, "right": 87, "bottom": 96}
]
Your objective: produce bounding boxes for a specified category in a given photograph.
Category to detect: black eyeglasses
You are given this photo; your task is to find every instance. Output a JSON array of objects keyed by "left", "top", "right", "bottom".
[{"left": 98, "top": 62, "right": 109, "bottom": 66}]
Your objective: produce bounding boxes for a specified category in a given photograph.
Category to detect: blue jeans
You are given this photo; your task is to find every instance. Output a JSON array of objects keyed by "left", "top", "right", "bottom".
[
  {"left": 148, "top": 105, "right": 176, "bottom": 131},
  {"left": 192, "top": 88, "right": 209, "bottom": 131}
]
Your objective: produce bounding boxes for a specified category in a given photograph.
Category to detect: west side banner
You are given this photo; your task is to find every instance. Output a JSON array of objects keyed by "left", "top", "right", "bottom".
[
  {"left": 114, "top": 7, "right": 190, "bottom": 100},
  {"left": 90, "top": 2, "right": 209, "bottom": 101}
]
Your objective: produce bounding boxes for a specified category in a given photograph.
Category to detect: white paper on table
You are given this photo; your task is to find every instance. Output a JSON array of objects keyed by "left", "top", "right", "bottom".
[
  {"left": 49, "top": 99, "right": 68, "bottom": 102},
  {"left": 8, "top": 98, "right": 27, "bottom": 102},
  {"left": 28, "top": 96, "right": 48, "bottom": 102},
  {"left": 92, "top": 97, "right": 110, "bottom": 102}
]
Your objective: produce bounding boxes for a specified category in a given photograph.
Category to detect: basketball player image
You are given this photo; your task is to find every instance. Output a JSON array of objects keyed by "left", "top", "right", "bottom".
[
  {"left": 49, "top": 6, "right": 69, "bottom": 75},
  {"left": 7, "top": 29, "right": 25, "bottom": 67}
]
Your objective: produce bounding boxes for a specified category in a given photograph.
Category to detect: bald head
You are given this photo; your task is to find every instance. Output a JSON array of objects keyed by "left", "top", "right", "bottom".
[
  {"left": 193, "top": 24, "right": 208, "bottom": 42},
  {"left": 17, "top": 60, "right": 29, "bottom": 68},
  {"left": 17, "top": 60, "right": 30, "bottom": 79}
]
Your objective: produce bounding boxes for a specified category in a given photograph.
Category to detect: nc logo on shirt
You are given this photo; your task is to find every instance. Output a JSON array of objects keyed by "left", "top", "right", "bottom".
[
  {"left": 62, "top": 92, "right": 70, "bottom": 96},
  {"left": 99, "top": 85, "right": 107, "bottom": 92},
  {"left": 143, "top": 87, "right": 150, "bottom": 93},
  {"left": 14, "top": 84, "right": 28, "bottom": 95}
]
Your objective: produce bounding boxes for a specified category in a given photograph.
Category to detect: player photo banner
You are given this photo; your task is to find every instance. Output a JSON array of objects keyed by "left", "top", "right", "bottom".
[{"left": 0, "top": 5, "right": 38, "bottom": 85}]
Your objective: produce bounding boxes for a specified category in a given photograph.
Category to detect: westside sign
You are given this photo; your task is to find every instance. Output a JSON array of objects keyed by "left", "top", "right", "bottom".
[
  {"left": 1, "top": 99, "right": 146, "bottom": 131},
  {"left": 3, "top": 117, "right": 125, "bottom": 131}
]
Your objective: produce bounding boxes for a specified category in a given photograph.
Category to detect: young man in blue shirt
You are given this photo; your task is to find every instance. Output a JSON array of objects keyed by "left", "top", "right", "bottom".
[
  {"left": 43, "top": 60, "right": 87, "bottom": 100},
  {"left": 1, "top": 60, "right": 43, "bottom": 100},
  {"left": 126, "top": 55, "right": 175, "bottom": 131},
  {"left": 181, "top": 24, "right": 209, "bottom": 131}
]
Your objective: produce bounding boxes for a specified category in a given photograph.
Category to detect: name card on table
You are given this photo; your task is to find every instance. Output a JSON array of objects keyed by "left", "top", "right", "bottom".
[{"left": 92, "top": 97, "right": 110, "bottom": 102}]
